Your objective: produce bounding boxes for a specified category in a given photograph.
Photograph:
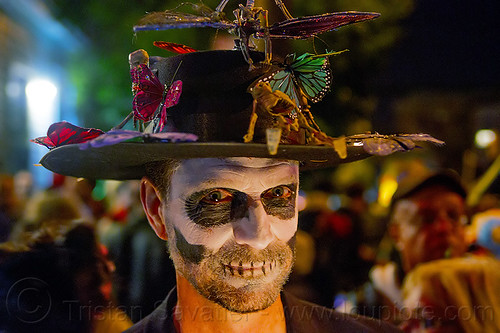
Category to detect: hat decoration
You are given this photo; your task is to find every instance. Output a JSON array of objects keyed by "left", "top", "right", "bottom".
[
  {"left": 132, "top": 0, "right": 380, "bottom": 69},
  {"left": 32, "top": 0, "right": 444, "bottom": 180}
]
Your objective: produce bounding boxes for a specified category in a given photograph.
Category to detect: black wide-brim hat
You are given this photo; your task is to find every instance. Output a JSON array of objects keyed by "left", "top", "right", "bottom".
[{"left": 40, "top": 50, "right": 374, "bottom": 180}]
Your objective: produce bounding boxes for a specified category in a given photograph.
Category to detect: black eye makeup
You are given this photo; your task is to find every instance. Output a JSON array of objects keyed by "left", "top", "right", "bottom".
[
  {"left": 184, "top": 188, "right": 236, "bottom": 228},
  {"left": 261, "top": 184, "right": 297, "bottom": 220},
  {"left": 184, "top": 183, "right": 297, "bottom": 228}
]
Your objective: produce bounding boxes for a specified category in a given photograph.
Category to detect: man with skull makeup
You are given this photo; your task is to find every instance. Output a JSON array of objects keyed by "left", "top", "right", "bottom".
[{"left": 35, "top": 45, "right": 434, "bottom": 331}]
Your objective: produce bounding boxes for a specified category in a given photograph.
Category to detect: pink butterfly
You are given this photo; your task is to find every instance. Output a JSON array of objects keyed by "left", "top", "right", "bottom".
[{"left": 130, "top": 64, "right": 182, "bottom": 130}]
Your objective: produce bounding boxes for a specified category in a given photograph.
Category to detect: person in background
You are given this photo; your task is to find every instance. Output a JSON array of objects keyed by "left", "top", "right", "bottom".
[
  {"left": 9, "top": 189, "right": 81, "bottom": 241},
  {"left": 0, "top": 221, "right": 133, "bottom": 333},
  {"left": 401, "top": 256, "right": 500, "bottom": 333},
  {"left": 337, "top": 171, "right": 468, "bottom": 324},
  {"left": 0, "top": 174, "right": 19, "bottom": 242},
  {"left": 99, "top": 180, "right": 176, "bottom": 322}
]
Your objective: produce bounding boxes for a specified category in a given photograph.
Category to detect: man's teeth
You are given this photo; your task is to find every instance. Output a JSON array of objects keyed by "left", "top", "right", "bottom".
[{"left": 225, "top": 260, "right": 276, "bottom": 276}]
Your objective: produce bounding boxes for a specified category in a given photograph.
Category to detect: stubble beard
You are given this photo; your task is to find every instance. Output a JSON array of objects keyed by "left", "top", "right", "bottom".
[{"left": 167, "top": 236, "right": 295, "bottom": 313}]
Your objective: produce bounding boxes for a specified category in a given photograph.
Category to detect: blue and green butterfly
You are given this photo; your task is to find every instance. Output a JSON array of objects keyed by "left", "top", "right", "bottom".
[{"left": 256, "top": 50, "right": 347, "bottom": 110}]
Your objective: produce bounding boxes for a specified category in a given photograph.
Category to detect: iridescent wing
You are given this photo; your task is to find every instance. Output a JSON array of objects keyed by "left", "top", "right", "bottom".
[
  {"left": 80, "top": 130, "right": 198, "bottom": 149},
  {"left": 158, "top": 80, "right": 183, "bottom": 132},
  {"left": 347, "top": 133, "right": 445, "bottom": 156},
  {"left": 260, "top": 11, "right": 380, "bottom": 39},
  {"left": 153, "top": 41, "right": 197, "bottom": 54},
  {"left": 133, "top": 10, "right": 236, "bottom": 32},
  {"left": 80, "top": 130, "right": 143, "bottom": 149},
  {"left": 131, "top": 64, "right": 164, "bottom": 121},
  {"left": 295, "top": 67, "right": 331, "bottom": 103},
  {"left": 259, "top": 68, "right": 302, "bottom": 108},
  {"left": 289, "top": 53, "right": 333, "bottom": 103},
  {"left": 31, "top": 121, "right": 104, "bottom": 149},
  {"left": 163, "top": 80, "right": 183, "bottom": 109},
  {"left": 143, "top": 132, "right": 198, "bottom": 143},
  {"left": 31, "top": 136, "right": 56, "bottom": 149},
  {"left": 257, "top": 52, "right": 338, "bottom": 107}
]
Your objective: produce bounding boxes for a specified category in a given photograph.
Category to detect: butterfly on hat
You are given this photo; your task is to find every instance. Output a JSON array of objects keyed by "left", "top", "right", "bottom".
[
  {"left": 31, "top": 121, "right": 198, "bottom": 150},
  {"left": 130, "top": 63, "right": 182, "bottom": 132},
  {"left": 126, "top": 41, "right": 199, "bottom": 132},
  {"left": 31, "top": 121, "right": 104, "bottom": 149},
  {"left": 252, "top": 50, "right": 347, "bottom": 113},
  {"left": 79, "top": 129, "right": 198, "bottom": 149},
  {"left": 112, "top": 43, "right": 194, "bottom": 132}
]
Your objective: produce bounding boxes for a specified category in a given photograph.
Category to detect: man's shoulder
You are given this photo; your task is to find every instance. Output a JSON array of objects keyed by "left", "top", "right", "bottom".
[
  {"left": 123, "top": 288, "right": 177, "bottom": 333},
  {"left": 282, "top": 291, "right": 401, "bottom": 333}
]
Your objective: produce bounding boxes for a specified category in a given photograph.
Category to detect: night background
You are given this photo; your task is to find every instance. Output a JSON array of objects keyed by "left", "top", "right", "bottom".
[
  {"left": 0, "top": 0, "right": 499, "bottom": 199},
  {"left": 1, "top": 0, "right": 500, "bottom": 326}
]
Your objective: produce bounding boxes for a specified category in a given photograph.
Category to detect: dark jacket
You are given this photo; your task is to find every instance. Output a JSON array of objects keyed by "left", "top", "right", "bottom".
[{"left": 124, "top": 287, "right": 401, "bottom": 332}]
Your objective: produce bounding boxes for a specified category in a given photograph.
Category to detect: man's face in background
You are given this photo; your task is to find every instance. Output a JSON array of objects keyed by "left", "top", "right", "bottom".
[
  {"left": 392, "top": 185, "right": 467, "bottom": 272},
  {"left": 162, "top": 158, "right": 299, "bottom": 313}
]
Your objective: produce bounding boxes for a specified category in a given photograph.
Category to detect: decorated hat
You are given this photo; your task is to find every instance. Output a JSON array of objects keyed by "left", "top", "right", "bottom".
[{"left": 34, "top": 2, "right": 443, "bottom": 180}]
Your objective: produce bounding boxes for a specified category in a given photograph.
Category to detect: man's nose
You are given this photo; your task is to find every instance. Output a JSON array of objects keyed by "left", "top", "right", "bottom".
[
  {"left": 232, "top": 199, "right": 274, "bottom": 250},
  {"left": 433, "top": 212, "right": 455, "bottom": 232}
]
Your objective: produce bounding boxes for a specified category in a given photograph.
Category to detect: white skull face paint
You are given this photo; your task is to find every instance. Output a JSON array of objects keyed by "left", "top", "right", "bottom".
[{"left": 163, "top": 157, "right": 299, "bottom": 313}]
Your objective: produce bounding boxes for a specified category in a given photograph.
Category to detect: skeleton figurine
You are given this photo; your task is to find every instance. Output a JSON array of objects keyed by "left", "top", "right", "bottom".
[
  {"left": 244, "top": 81, "right": 299, "bottom": 144},
  {"left": 245, "top": 82, "right": 348, "bottom": 158}
]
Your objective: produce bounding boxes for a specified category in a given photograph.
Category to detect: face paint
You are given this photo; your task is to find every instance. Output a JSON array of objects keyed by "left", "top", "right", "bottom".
[
  {"left": 230, "top": 191, "right": 249, "bottom": 220},
  {"left": 261, "top": 183, "right": 297, "bottom": 220},
  {"left": 184, "top": 188, "right": 237, "bottom": 228},
  {"left": 184, "top": 184, "right": 296, "bottom": 228},
  {"left": 174, "top": 227, "right": 207, "bottom": 264},
  {"left": 163, "top": 157, "right": 299, "bottom": 312}
]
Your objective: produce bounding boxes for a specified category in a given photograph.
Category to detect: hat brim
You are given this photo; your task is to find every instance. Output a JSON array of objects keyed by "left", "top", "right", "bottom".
[{"left": 40, "top": 142, "right": 370, "bottom": 180}]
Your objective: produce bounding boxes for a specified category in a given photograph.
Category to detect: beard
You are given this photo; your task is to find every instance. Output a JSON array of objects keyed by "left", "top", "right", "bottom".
[{"left": 167, "top": 236, "right": 295, "bottom": 313}]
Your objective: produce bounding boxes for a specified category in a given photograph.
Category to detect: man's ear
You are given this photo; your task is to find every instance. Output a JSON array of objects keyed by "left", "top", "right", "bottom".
[{"left": 140, "top": 177, "right": 168, "bottom": 240}]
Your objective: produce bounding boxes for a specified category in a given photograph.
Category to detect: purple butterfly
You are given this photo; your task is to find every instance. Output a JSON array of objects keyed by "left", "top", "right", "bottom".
[
  {"left": 131, "top": 64, "right": 183, "bottom": 128},
  {"left": 346, "top": 133, "right": 445, "bottom": 156},
  {"left": 79, "top": 129, "right": 198, "bottom": 149}
]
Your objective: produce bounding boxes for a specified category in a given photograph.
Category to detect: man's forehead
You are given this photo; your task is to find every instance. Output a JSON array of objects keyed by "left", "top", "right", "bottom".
[
  {"left": 168, "top": 157, "right": 299, "bottom": 192},
  {"left": 179, "top": 157, "right": 299, "bottom": 169}
]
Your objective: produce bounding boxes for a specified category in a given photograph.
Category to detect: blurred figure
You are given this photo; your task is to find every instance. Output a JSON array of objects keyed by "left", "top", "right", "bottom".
[
  {"left": 13, "top": 170, "right": 34, "bottom": 211},
  {"left": 467, "top": 209, "right": 500, "bottom": 258},
  {"left": 401, "top": 256, "right": 500, "bottom": 333},
  {"left": 283, "top": 229, "right": 319, "bottom": 303},
  {"left": 0, "top": 221, "right": 132, "bottom": 333},
  {"left": 296, "top": 181, "right": 378, "bottom": 307},
  {"left": 100, "top": 180, "right": 176, "bottom": 322},
  {"left": 9, "top": 189, "right": 81, "bottom": 243},
  {"left": 337, "top": 170, "right": 468, "bottom": 323},
  {"left": 311, "top": 184, "right": 370, "bottom": 306},
  {"left": 51, "top": 175, "right": 105, "bottom": 223},
  {"left": 0, "top": 174, "right": 19, "bottom": 242},
  {"left": 389, "top": 171, "right": 468, "bottom": 272}
]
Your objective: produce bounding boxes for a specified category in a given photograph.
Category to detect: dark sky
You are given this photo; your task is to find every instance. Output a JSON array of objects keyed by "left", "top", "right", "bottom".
[{"left": 376, "top": 0, "right": 500, "bottom": 92}]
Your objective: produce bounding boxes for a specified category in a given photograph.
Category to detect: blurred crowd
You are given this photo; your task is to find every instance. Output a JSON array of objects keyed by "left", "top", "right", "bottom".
[{"left": 0, "top": 157, "right": 500, "bottom": 332}]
